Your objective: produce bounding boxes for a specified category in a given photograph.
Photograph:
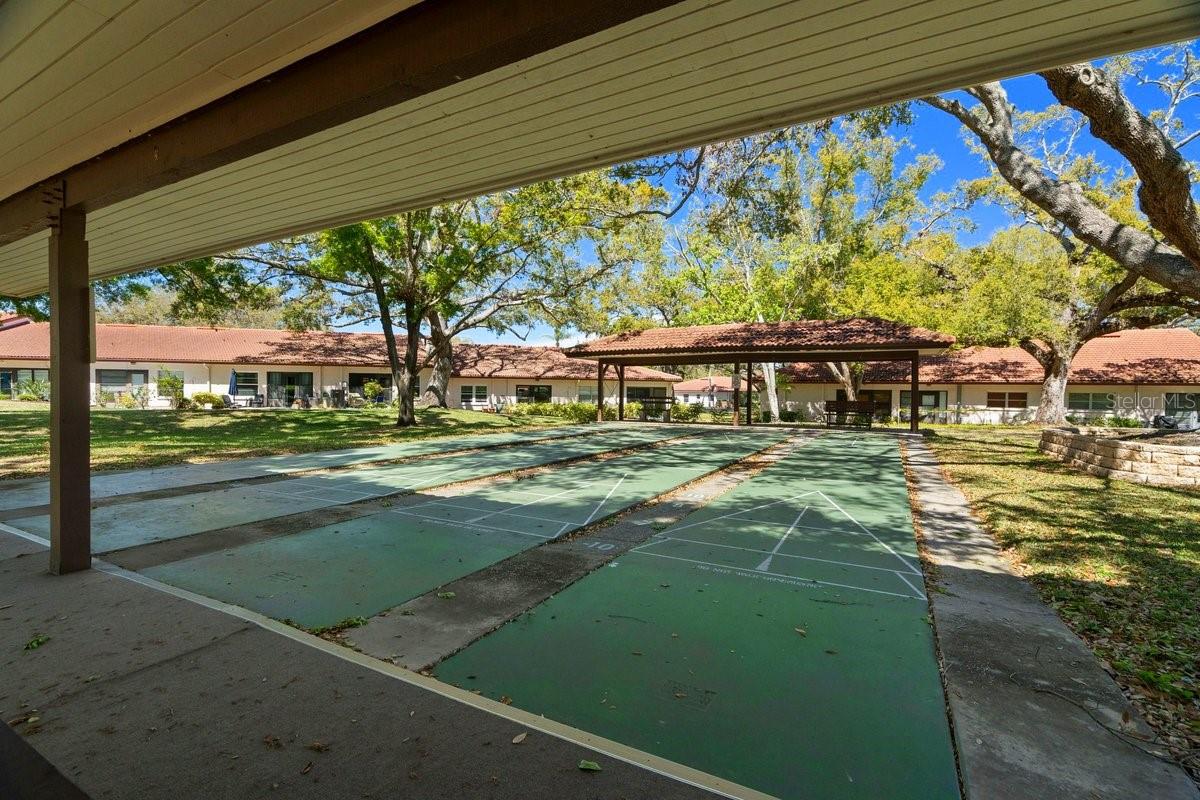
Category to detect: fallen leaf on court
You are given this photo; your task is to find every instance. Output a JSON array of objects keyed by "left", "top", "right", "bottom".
[
  {"left": 263, "top": 734, "right": 283, "bottom": 749},
  {"left": 399, "top": 609, "right": 415, "bottom": 616},
  {"left": 673, "top": 692, "right": 687, "bottom": 699},
  {"left": 825, "top": 649, "right": 838, "bottom": 655},
  {"left": 631, "top": 650, "right": 643, "bottom": 656},
  {"left": 578, "top": 760, "right": 602, "bottom": 772},
  {"left": 499, "top": 695, "right": 513, "bottom": 705},
  {"left": 23, "top": 634, "right": 49, "bottom": 651},
  {"left": 301, "top": 761, "right": 313, "bottom": 775},
  {"left": 437, "top": 592, "right": 456, "bottom": 599},
  {"left": 512, "top": 732, "right": 527, "bottom": 744},
  {"left": 794, "top": 627, "right": 806, "bottom": 637},
  {"left": 659, "top": 583, "right": 671, "bottom": 588},
  {"left": 306, "top": 741, "right": 330, "bottom": 752}
]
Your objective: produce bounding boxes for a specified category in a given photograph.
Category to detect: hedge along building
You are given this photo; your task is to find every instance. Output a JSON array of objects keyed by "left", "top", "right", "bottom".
[
  {"left": 0, "top": 318, "right": 677, "bottom": 408},
  {"left": 0, "top": 0, "right": 1196, "bottom": 575},
  {"left": 774, "top": 328, "right": 1200, "bottom": 425}
]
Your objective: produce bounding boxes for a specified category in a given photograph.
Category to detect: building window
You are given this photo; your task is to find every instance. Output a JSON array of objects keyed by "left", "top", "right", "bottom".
[
  {"left": 96, "top": 369, "right": 149, "bottom": 394},
  {"left": 460, "top": 384, "right": 488, "bottom": 404},
  {"left": 349, "top": 372, "right": 392, "bottom": 400},
  {"left": 578, "top": 385, "right": 597, "bottom": 403},
  {"left": 516, "top": 384, "right": 551, "bottom": 403},
  {"left": 986, "top": 391, "right": 1028, "bottom": 409},
  {"left": 1165, "top": 393, "right": 1200, "bottom": 414},
  {"left": 266, "top": 371, "right": 313, "bottom": 405},
  {"left": 626, "top": 386, "right": 667, "bottom": 401},
  {"left": 3, "top": 368, "right": 50, "bottom": 397},
  {"left": 232, "top": 371, "right": 259, "bottom": 397},
  {"left": 900, "top": 390, "right": 948, "bottom": 422},
  {"left": 1068, "top": 392, "right": 1115, "bottom": 411}
]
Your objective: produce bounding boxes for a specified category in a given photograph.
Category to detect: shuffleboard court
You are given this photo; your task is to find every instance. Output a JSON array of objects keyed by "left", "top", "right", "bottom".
[
  {"left": 5, "top": 426, "right": 685, "bottom": 552},
  {"left": 0, "top": 424, "right": 601, "bottom": 512},
  {"left": 435, "top": 433, "right": 960, "bottom": 800},
  {"left": 142, "top": 429, "right": 788, "bottom": 628}
]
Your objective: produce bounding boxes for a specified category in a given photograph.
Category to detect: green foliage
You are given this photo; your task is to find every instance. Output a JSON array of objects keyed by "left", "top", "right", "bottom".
[
  {"left": 156, "top": 370, "right": 185, "bottom": 408},
  {"left": 361, "top": 380, "right": 385, "bottom": 401},
  {"left": 118, "top": 393, "right": 137, "bottom": 409},
  {"left": 1106, "top": 415, "right": 1143, "bottom": 428},
  {"left": 16, "top": 393, "right": 41, "bottom": 402},
  {"left": 671, "top": 402, "right": 703, "bottom": 422},
  {"left": 175, "top": 397, "right": 197, "bottom": 411},
  {"left": 191, "top": 391, "right": 224, "bottom": 409},
  {"left": 16, "top": 378, "right": 49, "bottom": 401},
  {"left": 95, "top": 388, "right": 116, "bottom": 407}
]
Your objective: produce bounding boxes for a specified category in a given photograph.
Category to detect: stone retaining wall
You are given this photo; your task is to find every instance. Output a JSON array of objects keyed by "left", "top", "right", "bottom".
[{"left": 1039, "top": 428, "right": 1200, "bottom": 488}]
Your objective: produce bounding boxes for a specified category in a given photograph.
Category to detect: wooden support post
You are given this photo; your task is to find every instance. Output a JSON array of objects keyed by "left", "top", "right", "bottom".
[
  {"left": 910, "top": 353, "right": 920, "bottom": 433},
  {"left": 731, "top": 362, "right": 741, "bottom": 427},
  {"left": 746, "top": 362, "right": 754, "bottom": 426},
  {"left": 617, "top": 365, "right": 625, "bottom": 421},
  {"left": 48, "top": 206, "right": 91, "bottom": 574},
  {"left": 596, "top": 361, "right": 605, "bottom": 422}
]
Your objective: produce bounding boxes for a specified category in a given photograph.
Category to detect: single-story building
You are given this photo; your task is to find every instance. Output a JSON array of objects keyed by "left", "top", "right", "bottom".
[
  {"left": 773, "top": 328, "right": 1200, "bottom": 424},
  {"left": 672, "top": 375, "right": 756, "bottom": 409},
  {"left": 0, "top": 319, "right": 678, "bottom": 409}
]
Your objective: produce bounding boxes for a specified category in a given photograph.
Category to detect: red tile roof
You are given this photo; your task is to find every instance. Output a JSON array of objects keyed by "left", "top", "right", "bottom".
[
  {"left": 779, "top": 329, "right": 1200, "bottom": 385},
  {"left": 567, "top": 318, "right": 954, "bottom": 358},
  {"left": 672, "top": 376, "right": 755, "bottom": 393},
  {"left": 0, "top": 322, "right": 679, "bottom": 382}
]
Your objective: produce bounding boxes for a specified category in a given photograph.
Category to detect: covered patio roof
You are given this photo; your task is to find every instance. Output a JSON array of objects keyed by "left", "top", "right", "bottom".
[{"left": 565, "top": 319, "right": 955, "bottom": 365}]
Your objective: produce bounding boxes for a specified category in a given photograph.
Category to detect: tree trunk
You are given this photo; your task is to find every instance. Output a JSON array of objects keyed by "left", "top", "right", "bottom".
[
  {"left": 423, "top": 310, "right": 452, "bottom": 408},
  {"left": 369, "top": 275, "right": 413, "bottom": 426},
  {"left": 395, "top": 299, "right": 422, "bottom": 427},
  {"left": 759, "top": 362, "right": 781, "bottom": 422},
  {"left": 1034, "top": 351, "right": 1072, "bottom": 425},
  {"left": 825, "top": 361, "right": 862, "bottom": 400}
]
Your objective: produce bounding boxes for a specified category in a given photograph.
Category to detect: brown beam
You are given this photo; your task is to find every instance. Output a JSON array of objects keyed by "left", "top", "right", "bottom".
[
  {"left": 596, "top": 361, "right": 606, "bottom": 423},
  {"left": 48, "top": 207, "right": 91, "bottom": 574},
  {"left": 585, "top": 350, "right": 923, "bottom": 367},
  {"left": 0, "top": 0, "right": 681, "bottom": 244},
  {"left": 617, "top": 364, "right": 625, "bottom": 421},
  {"left": 745, "top": 362, "right": 754, "bottom": 425},
  {"left": 731, "top": 362, "right": 741, "bottom": 427},
  {"left": 910, "top": 353, "right": 920, "bottom": 434}
]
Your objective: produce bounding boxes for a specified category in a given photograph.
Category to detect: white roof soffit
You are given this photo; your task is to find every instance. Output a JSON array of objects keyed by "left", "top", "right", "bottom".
[
  {"left": 0, "top": 0, "right": 420, "bottom": 201},
  {"left": 2, "top": 0, "right": 1199, "bottom": 297}
]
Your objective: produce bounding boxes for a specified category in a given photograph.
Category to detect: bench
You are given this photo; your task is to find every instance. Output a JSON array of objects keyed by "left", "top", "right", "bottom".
[{"left": 823, "top": 400, "right": 876, "bottom": 429}]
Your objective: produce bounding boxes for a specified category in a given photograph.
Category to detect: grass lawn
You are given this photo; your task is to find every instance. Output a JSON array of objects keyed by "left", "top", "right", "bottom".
[
  {"left": 0, "top": 401, "right": 566, "bottom": 479},
  {"left": 927, "top": 426, "right": 1199, "bottom": 781}
]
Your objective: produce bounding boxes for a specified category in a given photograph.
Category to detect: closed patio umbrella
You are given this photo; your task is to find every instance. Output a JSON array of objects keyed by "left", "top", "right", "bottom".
[{"left": 228, "top": 370, "right": 238, "bottom": 401}]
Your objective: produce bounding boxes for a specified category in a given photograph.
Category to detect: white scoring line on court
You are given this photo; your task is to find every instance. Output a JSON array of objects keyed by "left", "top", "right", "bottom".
[
  {"left": 465, "top": 483, "right": 586, "bottom": 523},
  {"left": 756, "top": 507, "right": 808, "bottom": 572},
  {"left": 404, "top": 500, "right": 576, "bottom": 527},
  {"left": 625, "top": 548, "right": 924, "bottom": 601},
  {"left": 578, "top": 473, "right": 628, "bottom": 528},
  {"left": 386, "top": 507, "right": 553, "bottom": 539},
  {"left": 639, "top": 535, "right": 922, "bottom": 577},
  {"left": 664, "top": 492, "right": 818, "bottom": 536},
  {"left": 813, "top": 491, "right": 922, "bottom": 576}
]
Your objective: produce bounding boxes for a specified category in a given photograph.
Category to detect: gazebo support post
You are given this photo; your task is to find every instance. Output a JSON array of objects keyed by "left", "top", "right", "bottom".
[
  {"left": 910, "top": 352, "right": 920, "bottom": 433},
  {"left": 596, "top": 361, "right": 606, "bottom": 422},
  {"left": 731, "top": 362, "right": 741, "bottom": 427},
  {"left": 617, "top": 365, "right": 625, "bottom": 421},
  {"left": 746, "top": 362, "right": 754, "bottom": 426},
  {"left": 48, "top": 206, "right": 92, "bottom": 574}
]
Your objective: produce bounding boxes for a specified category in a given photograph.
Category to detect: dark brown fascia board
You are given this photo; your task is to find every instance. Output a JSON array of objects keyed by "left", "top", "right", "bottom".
[
  {"left": 0, "top": 0, "right": 682, "bottom": 247},
  {"left": 579, "top": 349, "right": 935, "bottom": 366}
]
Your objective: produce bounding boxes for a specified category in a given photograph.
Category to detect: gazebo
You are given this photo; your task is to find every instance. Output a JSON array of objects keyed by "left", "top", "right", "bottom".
[{"left": 566, "top": 319, "right": 955, "bottom": 432}]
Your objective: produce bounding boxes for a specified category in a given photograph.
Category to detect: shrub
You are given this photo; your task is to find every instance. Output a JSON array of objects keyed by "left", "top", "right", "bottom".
[
  {"left": 778, "top": 409, "right": 798, "bottom": 423},
  {"left": 16, "top": 393, "right": 41, "bottom": 402},
  {"left": 1107, "top": 415, "right": 1142, "bottom": 428},
  {"left": 671, "top": 402, "right": 701, "bottom": 422},
  {"left": 175, "top": 397, "right": 197, "bottom": 411},
  {"left": 361, "top": 379, "right": 385, "bottom": 402},
  {"left": 192, "top": 391, "right": 224, "bottom": 408},
  {"left": 622, "top": 401, "right": 642, "bottom": 420},
  {"left": 129, "top": 385, "right": 150, "bottom": 409},
  {"left": 16, "top": 378, "right": 49, "bottom": 400},
  {"left": 156, "top": 371, "right": 185, "bottom": 408},
  {"left": 710, "top": 407, "right": 731, "bottom": 424},
  {"left": 118, "top": 393, "right": 137, "bottom": 409},
  {"left": 95, "top": 388, "right": 115, "bottom": 407}
]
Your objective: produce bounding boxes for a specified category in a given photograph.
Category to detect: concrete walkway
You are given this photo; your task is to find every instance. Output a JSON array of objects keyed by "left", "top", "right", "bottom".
[
  {"left": 905, "top": 439, "right": 1198, "bottom": 800},
  {"left": 0, "top": 528, "right": 742, "bottom": 799}
]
